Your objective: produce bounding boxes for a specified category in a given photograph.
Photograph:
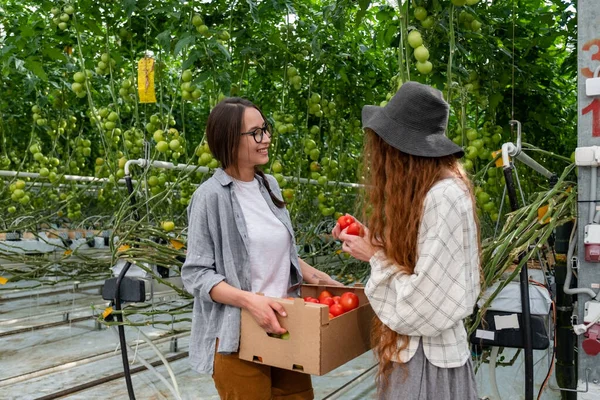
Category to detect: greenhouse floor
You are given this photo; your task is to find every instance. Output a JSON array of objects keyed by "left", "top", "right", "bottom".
[{"left": 1, "top": 275, "right": 565, "bottom": 400}]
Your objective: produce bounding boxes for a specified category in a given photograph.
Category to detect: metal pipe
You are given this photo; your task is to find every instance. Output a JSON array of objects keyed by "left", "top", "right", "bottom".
[
  {"left": 510, "top": 120, "right": 522, "bottom": 154},
  {"left": 503, "top": 165, "right": 534, "bottom": 400},
  {"left": 123, "top": 158, "right": 209, "bottom": 177},
  {"left": 0, "top": 169, "right": 135, "bottom": 186},
  {"left": 514, "top": 152, "right": 554, "bottom": 179},
  {"left": 590, "top": 166, "right": 597, "bottom": 224}
]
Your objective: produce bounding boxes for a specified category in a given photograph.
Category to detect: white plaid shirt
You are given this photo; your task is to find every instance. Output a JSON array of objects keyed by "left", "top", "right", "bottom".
[{"left": 366, "top": 178, "right": 480, "bottom": 368}]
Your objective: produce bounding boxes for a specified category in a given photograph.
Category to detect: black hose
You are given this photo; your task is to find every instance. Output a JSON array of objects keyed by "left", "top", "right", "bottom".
[
  {"left": 114, "top": 260, "right": 136, "bottom": 400},
  {"left": 503, "top": 166, "right": 534, "bottom": 400},
  {"left": 113, "top": 175, "right": 139, "bottom": 400}
]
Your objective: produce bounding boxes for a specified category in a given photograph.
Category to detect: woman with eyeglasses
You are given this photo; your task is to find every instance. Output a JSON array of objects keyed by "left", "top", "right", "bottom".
[{"left": 181, "top": 97, "right": 340, "bottom": 400}]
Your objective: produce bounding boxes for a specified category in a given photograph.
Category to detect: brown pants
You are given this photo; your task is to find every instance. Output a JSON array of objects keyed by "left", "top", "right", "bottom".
[{"left": 212, "top": 342, "right": 313, "bottom": 400}]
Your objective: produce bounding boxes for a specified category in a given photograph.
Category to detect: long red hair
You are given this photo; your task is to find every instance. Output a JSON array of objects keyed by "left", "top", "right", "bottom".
[{"left": 361, "top": 129, "right": 479, "bottom": 387}]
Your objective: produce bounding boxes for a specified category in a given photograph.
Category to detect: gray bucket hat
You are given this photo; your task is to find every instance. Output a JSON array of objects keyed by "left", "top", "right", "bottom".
[{"left": 362, "top": 81, "right": 464, "bottom": 158}]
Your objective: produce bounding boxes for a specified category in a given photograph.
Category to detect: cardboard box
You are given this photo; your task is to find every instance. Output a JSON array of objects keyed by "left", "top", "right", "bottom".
[{"left": 239, "top": 283, "right": 375, "bottom": 375}]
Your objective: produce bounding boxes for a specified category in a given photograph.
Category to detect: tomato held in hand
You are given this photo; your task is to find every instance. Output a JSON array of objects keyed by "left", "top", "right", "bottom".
[
  {"left": 329, "top": 303, "right": 344, "bottom": 317},
  {"left": 346, "top": 222, "right": 362, "bottom": 236},
  {"left": 318, "top": 290, "right": 332, "bottom": 303},
  {"left": 340, "top": 292, "right": 359, "bottom": 312},
  {"left": 337, "top": 215, "right": 355, "bottom": 230}
]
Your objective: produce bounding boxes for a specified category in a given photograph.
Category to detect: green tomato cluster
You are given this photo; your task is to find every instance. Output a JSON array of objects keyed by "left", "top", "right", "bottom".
[
  {"left": 194, "top": 142, "right": 218, "bottom": 169},
  {"left": 50, "top": 4, "right": 74, "bottom": 31},
  {"left": 123, "top": 128, "right": 145, "bottom": 158},
  {"left": 407, "top": 30, "right": 432, "bottom": 75},
  {"left": 31, "top": 104, "right": 47, "bottom": 127},
  {"left": 273, "top": 112, "right": 296, "bottom": 134},
  {"left": 459, "top": 11, "right": 482, "bottom": 33},
  {"left": 414, "top": 6, "right": 435, "bottom": 30},
  {"left": 287, "top": 66, "right": 302, "bottom": 91},
  {"left": 96, "top": 53, "right": 116, "bottom": 76},
  {"left": 29, "top": 142, "right": 61, "bottom": 180},
  {"left": 9, "top": 180, "right": 30, "bottom": 206},
  {"left": 181, "top": 69, "right": 202, "bottom": 101},
  {"left": 118, "top": 78, "right": 136, "bottom": 102},
  {"left": 192, "top": 14, "right": 210, "bottom": 37},
  {"left": 71, "top": 70, "right": 92, "bottom": 99}
]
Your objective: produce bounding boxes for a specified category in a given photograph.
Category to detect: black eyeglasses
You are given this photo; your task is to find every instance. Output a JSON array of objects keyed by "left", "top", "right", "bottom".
[{"left": 241, "top": 123, "right": 271, "bottom": 143}]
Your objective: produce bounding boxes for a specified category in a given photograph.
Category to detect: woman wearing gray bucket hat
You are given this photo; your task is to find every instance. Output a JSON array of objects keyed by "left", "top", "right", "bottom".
[{"left": 333, "top": 82, "right": 481, "bottom": 399}]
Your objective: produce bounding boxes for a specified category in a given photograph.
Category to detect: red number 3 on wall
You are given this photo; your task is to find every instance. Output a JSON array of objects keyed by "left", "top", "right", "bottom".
[{"left": 582, "top": 39, "right": 600, "bottom": 137}]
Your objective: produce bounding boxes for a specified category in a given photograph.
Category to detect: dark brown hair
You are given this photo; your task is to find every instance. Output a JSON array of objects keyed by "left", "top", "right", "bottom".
[
  {"left": 206, "top": 97, "right": 284, "bottom": 208},
  {"left": 361, "top": 129, "right": 481, "bottom": 390}
]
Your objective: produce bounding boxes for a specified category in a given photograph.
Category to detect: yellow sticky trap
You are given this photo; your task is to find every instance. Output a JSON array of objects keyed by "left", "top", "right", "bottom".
[
  {"left": 170, "top": 239, "right": 185, "bottom": 250},
  {"left": 118, "top": 244, "right": 130, "bottom": 252},
  {"left": 102, "top": 306, "right": 113, "bottom": 319},
  {"left": 64, "top": 249, "right": 73, "bottom": 256},
  {"left": 538, "top": 204, "right": 550, "bottom": 224},
  {"left": 137, "top": 57, "right": 156, "bottom": 103},
  {"left": 492, "top": 150, "right": 505, "bottom": 168},
  {"left": 0, "top": 276, "right": 8, "bottom": 285}
]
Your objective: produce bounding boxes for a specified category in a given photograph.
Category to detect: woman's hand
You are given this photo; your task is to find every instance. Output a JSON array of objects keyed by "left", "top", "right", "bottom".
[
  {"left": 298, "top": 258, "right": 344, "bottom": 286},
  {"left": 244, "top": 293, "right": 288, "bottom": 335},
  {"left": 338, "top": 228, "right": 377, "bottom": 262}
]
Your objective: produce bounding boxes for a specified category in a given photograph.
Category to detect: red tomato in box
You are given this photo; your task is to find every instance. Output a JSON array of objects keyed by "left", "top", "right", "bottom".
[
  {"left": 329, "top": 304, "right": 344, "bottom": 317},
  {"left": 304, "top": 296, "right": 320, "bottom": 303},
  {"left": 337, "top": 215, "right": 355, "bottom": 230},
  {"left": 346, "top": 222, "right": 362, "bottom": 236},
  {"left": 318, "top": 290, "right": 332, "bottom": 303},
  {"left": 332, "top": 296, "right": 341, "bottom": 304},
  {"left": 321, "top": 297, "right": 335, "bottom": 307},
  {"left": 340, "top": 292, "right": 359, "bottom": 312}
]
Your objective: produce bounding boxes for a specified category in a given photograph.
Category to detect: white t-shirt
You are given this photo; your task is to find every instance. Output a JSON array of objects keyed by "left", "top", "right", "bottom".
[{"left": 232, "top": 178, "right": 292, "bottom": 298}]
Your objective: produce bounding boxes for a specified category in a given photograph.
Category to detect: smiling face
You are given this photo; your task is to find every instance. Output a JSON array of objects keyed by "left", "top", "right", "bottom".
[{"left": 236, "top": 107, "right": 271, "bottom": 173}]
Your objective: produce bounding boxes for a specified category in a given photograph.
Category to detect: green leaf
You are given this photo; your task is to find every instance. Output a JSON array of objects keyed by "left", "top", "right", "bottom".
[
  {"left": 84, "top": 19, "right": 104, "bottom": 36},
  {"left": 42, "top": 48, "right": 66, "bottom": 62},
  {"left": 183, "top": 50, "right": 202, "bottom": 70},
  {"left": 24, "top": 60, "right": 47, "bottom": 81},
  {"left": 355, "top": 0, "right": 371, "bottom": 27},
  {"left": 20, "top": 26, "right": 35, "bottom": 38},
  {"left": 215, "top": 42, "right": 231, "bottom": 61},
  {"left": 246, "top": 0, "right": 259, "bottom": 23},
  {"left": 174, "top": 34, "right": 195, "bottom": 56},
  {"left": 156, "top": 30, "right": 172, "bottom": 53},
  {"left": 123, "top": 0, "right": 137, "bottom": 18}
]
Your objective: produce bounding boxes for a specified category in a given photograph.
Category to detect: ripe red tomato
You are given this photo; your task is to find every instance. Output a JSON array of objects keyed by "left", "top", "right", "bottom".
[
  {"left": 303, "top": 296, "right": 320, "bottom": 303},
  {"left": 321, "top": 297, "right": 335, "bottom": 306},
  {"left": 332, "top": 296, "right": 341, "bottom": 304},
  {"left": 340, "top": 292, "right": 359, "bottom": 312},
  {"left": 329, "top": 303, "right": 344, "bottom": 317},
  {"left": 318, "top": 290, "right": 332, "bottom": 303},
  {"left": 329, "top": 312, "right": 335, "bottom": 319},
  {"left": 337, "top": 215, "right": 355, "bottom": 230},
  {"left": 346, "top": 222, "right": 362, "bottom": 236}
]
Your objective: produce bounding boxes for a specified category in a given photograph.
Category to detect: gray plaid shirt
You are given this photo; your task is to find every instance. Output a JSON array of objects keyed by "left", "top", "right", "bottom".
[
  {"left": 181, "top": 168, "right": 303, "bottom": 374},
  {"left": 366, "top": 178, "right": 480, "bottom": 368}
]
